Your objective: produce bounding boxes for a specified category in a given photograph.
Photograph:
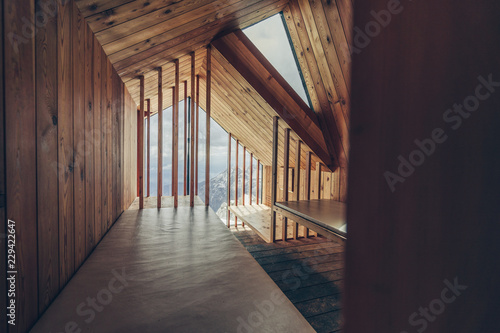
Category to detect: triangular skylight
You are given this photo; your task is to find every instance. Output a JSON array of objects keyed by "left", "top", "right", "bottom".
[{"left": 243, "top": 13, "right": 311, "bottom": 107}]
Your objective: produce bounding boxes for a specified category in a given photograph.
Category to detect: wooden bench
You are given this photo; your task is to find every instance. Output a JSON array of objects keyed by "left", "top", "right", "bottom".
[{"left": 273, "top": 199, "right": 347, "bottom": 244}]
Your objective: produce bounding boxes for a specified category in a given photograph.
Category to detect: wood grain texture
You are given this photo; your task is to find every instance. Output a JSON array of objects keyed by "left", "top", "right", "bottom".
[
  {"left": 139, "top": 76, "right": 145, "bottom": 209},
  {"left": 190, "top": 53, "right": 196, "bottom": 206},
  {"left": 0, "top": 0, "right": 5, "bottom": 330},
  {"left": 157, "top": 67, "right": 163, "bottom": 208},
  {"left": 205, "top": 46, "right": 211, "bottom": 206},
  {"left": 173, "top": 60, "right": 179, "bottom": 207}
]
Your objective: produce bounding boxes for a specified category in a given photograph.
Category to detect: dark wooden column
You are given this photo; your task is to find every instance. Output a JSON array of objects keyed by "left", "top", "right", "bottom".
[
  {"left": 146, "top": 98, "right": 151, "bottom": 197},
  {"left": 294, "top": 140, "right": 301, "bottom": 239},
  {"left": 305, "top": 151, "right": 311, "bottom": 237},
  {"left": 249, "top": 153, "right": 253, "bottom": 205},
  {"left": 205, "top": 46, "right": 211, "bottom": 206},
  {"left": 271, "top": 116, "right": 279, "bottom": 242},
  {"left": 256, "top": 160, "right": 260, "bottom": 205},
  {"left": 235, "top": 139, "right": 239, "bottom": 226},
  {"left": 282, "top": 128, "right": 290, "bottom": 241},
  {"left": 172, "top": 60, "right": 179, "bottom": 208},
  {"left": 183, "top": 80, "right": 187, "bottom": 196},
  {"left": 195, "top": 74, "right": 200, "bottom": 195},
  {"left": 227, "top": 133, "right": 231, "bottom": 227},
  {"left": 190, "top": 52, "right": 196, "bottom": 206},
  {"left": 138, "top": 76, "right": 145, "bottom": 209},
  {"left": 242, "top": 146, "right": 246, "bottom": 206},
  {"left": 157, "top": 68, "right": 163, "bottom": 208}
]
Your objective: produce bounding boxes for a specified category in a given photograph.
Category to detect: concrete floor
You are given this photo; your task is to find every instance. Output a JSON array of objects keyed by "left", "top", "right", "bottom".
[{"left": 31, "top": 205, "right": 314, "bottom": 333}]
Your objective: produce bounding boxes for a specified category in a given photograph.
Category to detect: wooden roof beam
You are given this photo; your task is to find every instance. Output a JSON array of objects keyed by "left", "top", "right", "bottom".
[{"left": 212, "top": 30, "right": 336, "bottom": 169}]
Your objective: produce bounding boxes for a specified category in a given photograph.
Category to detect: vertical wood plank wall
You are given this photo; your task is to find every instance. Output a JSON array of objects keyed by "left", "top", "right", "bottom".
[{"left": 2, "top": 2, "right": 137, "bottom": 331}]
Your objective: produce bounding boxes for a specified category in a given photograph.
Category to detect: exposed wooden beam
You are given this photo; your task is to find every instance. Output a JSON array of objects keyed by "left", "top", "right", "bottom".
[
  {"left": 195, "top": 74, "right": 200, "bottom": 196},
  {"left": 190, "top": 53, "right": 196, "bottom": 207},
  {"left": 227, "top": 133, "right": 231, "bottom": 227},
  {"left": 138, "top": 76, "right": 144, "bottom": 209},
  {"left": 282, "top": 128, "right": 290, "bottom": 241},
  {"left": 146, "top": 98, "right": 150, "bottom": 197},
  {"left": 293, "top": 140, "right": 301, "bottom": 239},
  {"left": 205, "top": 46, "right": 211, "bottom": 206},
  {"left": 157, "top": 67, "right": 163, "bottom": 208},
  {"left": 212, "top": 30, "right": 334, "bottom": 169},
  {"left": 271, "top": 116, "right": 279, "bottom": 243},
  {"left": 173, "top": 60, "right": 179, "bottom": 208}
]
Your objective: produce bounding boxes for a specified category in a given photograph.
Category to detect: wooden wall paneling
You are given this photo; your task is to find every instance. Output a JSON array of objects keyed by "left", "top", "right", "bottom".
[
  {"left": 73, "top": 2, "right": 86, "bottom": 268},
  {"left": 331, "top": 167, "right": 341, "bottom": 201},
  {"left": 249, "top": 153, "right": 253, "bottom": 205},
  {"left": 35, "top": 0, "right": 60, "bottom": 314},
  {"left": 195, "top": 75, "right": 200, "bottom": 195},
  {"left": 282, "top": 129, "right": 290, "bottom": 241},
  {"left": 315, "top": 162, "right": 322, "bottom": 200},
  {"left": 146, "top": 98, "right": 151, "bottom": 198},
  {"left": 205, "top": 46, "right": 211, "bottom": 206},
  {"left": 58, "top": 0, "right": 75, "bottom": 289},
  {"left": 322, "top": 169, "right": 331, "bottom": 200},
  {"left": 101, "top": 48, "right": 109, "bottom": 234},
  {"left": 183, "top": 80, "right": 188, "bottom": 196},
  {"left": 190, "top": 53, "right": 196, "bottom": 206},
  {"left": 271, "top": 117, "right": 279, "bottom": 242},
  {"left": 106, "top": 58, "right": 113, "bottom": 230},
  {"left": 263, "top": 165, "right": 272, "bottom": 207},
  {"left": 227, "top": 133, "right": 231, "bottom": 227},
  {"left": 293, "top": 140, "right": 301, "bottom": 239},
  {"left": 340, "top": 166, "right": 347, "bottom": 202},
  {"left": 138, "top": 76, "right": 145, "bottom": 209},
  {"left": 173, "top": 60, "right": 179, "bottom": 207},
  {"left": 93, "top": 36, "right": 103, "bottom": 242},
  {"left": 157, "top": 67, "right": 163, "bottom": 208},
  {"left": 112, "top": 66, "right": 122, "bottom": 221},
  {"left": 4, "top": 0, "right": 38, "bottom": 328},
  {"left": 84, "top": 24, "right": 95, "bottom": 256}
]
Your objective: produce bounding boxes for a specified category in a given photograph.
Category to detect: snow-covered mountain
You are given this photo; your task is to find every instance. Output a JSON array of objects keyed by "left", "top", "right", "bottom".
[{"left": 199, "top": 167, "right": 260, "bottom": 224}]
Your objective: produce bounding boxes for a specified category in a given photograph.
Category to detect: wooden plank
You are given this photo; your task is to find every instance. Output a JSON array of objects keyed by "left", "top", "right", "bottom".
[
  {"left": 138, "top": 76, "right": 145, "bottom": 209},
  {"left": 270, "top": 117, "right": 279, "bottom": 243},
  {"left": 316, "top": 162, "right": 322, "bottom": 200},
  {"left": 235, "top": 140, "right": 239, "bottom": 226},
  {"left": 85, "top": 25, "right": 95, "bottom": 255},
  {"left": 249, "top": 153, "right": 253, "bottom": 205},
  {"left": 305, "top": 151, "right": 312, "bottom": 237},
  {"left": 107, "top": 58, "right": 114, "bottom": 229},
  {"left": 257, "top": 160, "right": 260, "bottom": 205},
  {"left": 195, "top": 75, "right": 200, "bottom": 195},
  {"left": 157, "top": 67, "right": 163, "bottom": 208},
  {"left": 293, "top": 140, "right": 301, "bottom": 239},
  {"left": 242, "top": 146, "right": 246, "bottom": 206},
  {"left": 183, "top": 80, "right": 188, "bottom": 196},
  {"left": 173, "top": 60, "right": 180, "bottom": 208},
  {"left": 205, "top": 46, "right": 211, "bottom": 206},
  {"left": 282, "top": 128, "right": 290, "bottom": 241},
  {"left": 73, "top": 1, "right": 86, "bottom": 268},
  {"left": 101, "top": 48, "right": 109, "bottom": 234},
  {"left": 35, "top": 0, "right": 59, "bottom": 313},
  {"left": 227, "top": 133, "right": 232, "bottom": 227},
  {"left": 147, "top": 99, "right": 151, "bottom": 197},
  {"left": 58, "top": 0, "right": 75, "bottom": 289},
  {"left": 94, "top": 37, "right": 103, "bottom": 243},
  {"left": 190, "top": 53, "right": 196, "bottom": 206}
]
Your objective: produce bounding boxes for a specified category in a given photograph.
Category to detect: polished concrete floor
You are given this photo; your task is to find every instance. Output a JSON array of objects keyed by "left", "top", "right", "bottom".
[{"left": 32, "top": 206, "right": 314, "bottom": 332}]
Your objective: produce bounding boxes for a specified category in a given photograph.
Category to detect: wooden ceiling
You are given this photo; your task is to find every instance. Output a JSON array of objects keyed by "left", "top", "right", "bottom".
[{"left": 76, "top": 0, "right": 352, "bottom": 169}]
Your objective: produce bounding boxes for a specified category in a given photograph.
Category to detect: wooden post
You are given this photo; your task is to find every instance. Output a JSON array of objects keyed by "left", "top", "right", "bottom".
[
  {"left": 205, "top": 46, "right": 211, "bottom": 206},
  {"left": 190, "top": 53, "right": 196, "bottom": 206},
  {"left": 256, "top": 160, "right": 260, "bottom": 205},
  {"left": 282, "top": 128, "right": 290, "bottom": 241},
  {"left": 316, "top": 162, "right": 322, "bottom": 200},
  {"left": 147, "top": 99, "right": 151, "bottom": 198},
  {"left": 250, "top": 153, "right": 253, "bottom": 205},
  {"left": 195, "top": 75, "right": 200, "bottom": 195},
  {"left": 137, "top": 107, "right": 140, "bottom": 197},
  {"left": 173, "top": 60, "right": 179, "bottom": 208},
  {"left": 305, "top": 151, "right": 312, "bottom": 237},
  {"left": 243, "top": 147, "right": 246, "bottom": 205},
  {"left": 138, "top": 76, "right": 145, "bottom": 209},
  {"left": 294, "top": 140, "right": 301, "bottom": 239},
  {"left": 271, "top": 116, "right": 279, "bottom": 242},
  {"left": 157, "top": 67, "right": 163, "bottom": 208},
  {"left": 235, "top": 139, "right": 239, "bottom": 227},
  {"left": 183, "top": 80, "right": 188, "bottom": 196},
  {"left": 227, "top": 133, "right": 231, "bottom": 227}
]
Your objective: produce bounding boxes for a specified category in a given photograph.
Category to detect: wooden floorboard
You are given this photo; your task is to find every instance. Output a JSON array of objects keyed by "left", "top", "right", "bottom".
[{"left": 233, "top": 227, "right": 344, "bottom": 332}]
